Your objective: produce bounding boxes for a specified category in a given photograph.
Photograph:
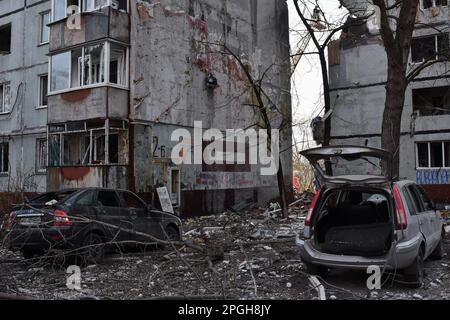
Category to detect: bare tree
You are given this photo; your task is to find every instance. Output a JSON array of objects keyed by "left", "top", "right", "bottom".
[{"left": 371, "top": 0, "right": 420, "bottom": 178}]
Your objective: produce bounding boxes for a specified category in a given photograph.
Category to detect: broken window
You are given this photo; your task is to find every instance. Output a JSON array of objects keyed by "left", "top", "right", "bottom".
[
  {"left": 48, "top": 120, "right": 127, "bottom": 167},
  {"left": 412, "top": 86, "right": 450, "bottom": 116},
  {"left": 0, "top": 24, "right": 11, "bottom": 55},
  {"left": 52, "top": 0, "right": 80, "bottom": 21},
  {"left": 423, "top": 0, "right": 448, "bottom": 9},
  {"left": 53, "top": 0, "right": 128, "bottom": 21},
  {"left": 0, "top": 83, "right": 11, "bottom": 114},
  {"left": 50, "top": 41, "right": 127, "bottom": 93},
  {"left": 40, "top": 11, "right": 50, "bottom": 44},
  {"left": 110, "top": 43, "right": 127, "bottom": 85},
  {"left": 83, "top": 0, "right": 108, "bottom": 12},
  {"left": 0, "top": 142, "right": 9, "bottom": 174},
  {"left": 38, "top": 75, "right": 48, "bottom": 107},
  {"left": 411, "top": 33, "right": 449, "bottom": 63},
  {"left": 36, "top": 139, "right": 47, "bottom": 173},
  {"left": 416, "top": 141, "right": 450, "bottom": 168}
]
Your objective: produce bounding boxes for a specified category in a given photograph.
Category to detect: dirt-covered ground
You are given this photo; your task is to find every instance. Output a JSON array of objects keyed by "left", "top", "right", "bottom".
[{"left": 0, "top": 202, "right": 448, "bottom": 300}]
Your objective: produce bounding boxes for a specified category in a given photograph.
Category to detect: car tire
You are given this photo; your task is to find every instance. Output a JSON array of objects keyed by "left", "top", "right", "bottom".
[
  {"left": 404, "top": 248, "right": 425, "bottom": 288},
  {"left": 165, "top": 225, "right": 180, "bottom": 242},
  {"left": 305, "top": 263, "right": 329, "bottom": 278},
  {"left": 429, "top": 232, "right": 445, "bottom": 260},
  {"left": 21, "top": 249, "right": 36, "bottom": 260},
  {"left": 81, "top": 233, "right": 104, "bottom": 265}
]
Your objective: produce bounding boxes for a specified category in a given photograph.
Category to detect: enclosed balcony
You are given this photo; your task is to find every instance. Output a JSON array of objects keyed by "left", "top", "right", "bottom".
[
  {"left": 49, "top": 1, "right": 129, "bottom": 52},
  {"left": 48, "top": 40, "right": 129, "bottom": 123}
]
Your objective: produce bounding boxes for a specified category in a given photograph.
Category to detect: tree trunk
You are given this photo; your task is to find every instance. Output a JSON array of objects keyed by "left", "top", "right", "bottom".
[
  {"left": 276, "top": 160, "right": 289, "bottom": 218},
  {"left": 381, "top": 60, "right": 407, "bottom": 179}
]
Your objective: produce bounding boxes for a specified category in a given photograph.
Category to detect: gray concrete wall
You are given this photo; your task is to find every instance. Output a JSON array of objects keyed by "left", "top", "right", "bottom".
[
  {"left": 0, "top": 0, "right": 51, "bottom": 192},
  {"left": 329, "top": 5, "right": 450, "bottom": 186}
]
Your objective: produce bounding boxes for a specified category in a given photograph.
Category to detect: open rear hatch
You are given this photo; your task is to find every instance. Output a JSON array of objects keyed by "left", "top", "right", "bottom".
[{"left": 300, "top": 146, "right": 393, "bottom": 186}]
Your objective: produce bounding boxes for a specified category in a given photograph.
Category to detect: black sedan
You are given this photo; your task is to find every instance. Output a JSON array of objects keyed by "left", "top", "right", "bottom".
[{"left": 4, "top": 188, "right": 183, "bottom": 262}]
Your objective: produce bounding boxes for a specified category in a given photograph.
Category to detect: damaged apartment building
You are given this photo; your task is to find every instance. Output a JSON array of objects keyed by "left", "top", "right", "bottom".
[
  {"left": 0, "top": 0, "right": 292, "bottom": 216},
  {"left": 326, "top": 0, "right": 450, "bottom": 202}
]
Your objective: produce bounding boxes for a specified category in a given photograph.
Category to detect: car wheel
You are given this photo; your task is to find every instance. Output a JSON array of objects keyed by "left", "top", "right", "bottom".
[
  {"left": 165, "top": 225, "right": 180, "bottom": 242},
  {"left": 81, "top": 233, "right": 104, "bottom": 265},
  {"left": 21, "top": 249, "right": 36, "bottom": 260},
  {"left": 404, "top": 248, "right": 425, "bottom": 288},
  {"left": 305, "top": 263, "right": 329, "bottom": 278},
  {"left": 429, "top": 232, "right": 445, "bottom": 260}
]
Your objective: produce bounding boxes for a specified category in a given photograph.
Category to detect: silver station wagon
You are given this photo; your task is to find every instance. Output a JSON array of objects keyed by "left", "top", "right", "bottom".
[{"left": 296, "top": 146, "right": 446, "bottom": 287}]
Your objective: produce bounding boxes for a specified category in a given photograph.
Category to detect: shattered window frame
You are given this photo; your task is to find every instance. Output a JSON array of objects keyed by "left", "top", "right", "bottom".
[
  {"left": 411, "top": 33, "right": 449, "bottom": 63},
  {"left": 52, "top": 0, "right": 129, "bottom": 22},
  {"left": 416, "top": 141, "right": 450, "bottom": 169},
  {"left": 49, "top": 41, "right": 129, "bottom": 94},
  {"left": 48, "top": 120, "right": 128, "bottom": 167},
  {"left": 422, "top": 0, "right": 448, "bottom": 9},
  {"left": 412, "top": 86, "right": 450, "bottom": 116}
]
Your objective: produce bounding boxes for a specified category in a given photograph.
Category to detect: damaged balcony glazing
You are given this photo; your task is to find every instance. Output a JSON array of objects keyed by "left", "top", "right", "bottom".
[
  {"left": 48, "top": 119, "right": 128, "bottom": 167},
  {"left": 50, "top": 41, "right": 128, "bottom": 93},
  {"left": 51, "top": 0, "right": 128, "bottom": 22}
]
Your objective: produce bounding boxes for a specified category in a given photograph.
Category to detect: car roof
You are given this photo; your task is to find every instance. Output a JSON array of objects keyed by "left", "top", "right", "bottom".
[{"left": 50, "top": 188, "right": 138, "bottom": 194}]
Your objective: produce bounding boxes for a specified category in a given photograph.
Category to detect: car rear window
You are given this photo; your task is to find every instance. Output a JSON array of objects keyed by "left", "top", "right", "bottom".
[{"left": 30, "top": 190, "right": 76, "bottom": 204}]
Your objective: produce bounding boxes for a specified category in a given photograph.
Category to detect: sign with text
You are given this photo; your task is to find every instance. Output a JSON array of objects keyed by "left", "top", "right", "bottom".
[{"left": 157, "top": 187, "right": 175, "bottom": 214}]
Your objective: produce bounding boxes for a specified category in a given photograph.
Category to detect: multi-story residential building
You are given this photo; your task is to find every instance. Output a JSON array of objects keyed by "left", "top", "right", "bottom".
[
  {"left": 0, "top": 0, "right": 292, "bottom": 216},
  {"left": 328, "top": 0, "right": 450, "bottom": 202}
]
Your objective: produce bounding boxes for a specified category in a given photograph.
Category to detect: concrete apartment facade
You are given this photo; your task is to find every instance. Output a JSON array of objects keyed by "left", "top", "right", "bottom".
[
  {"left": 0, "top": 0, "right": 292, "bottom": 216},
  {"left": 328, "top": 0, "right": 450, "bottom": 202}
]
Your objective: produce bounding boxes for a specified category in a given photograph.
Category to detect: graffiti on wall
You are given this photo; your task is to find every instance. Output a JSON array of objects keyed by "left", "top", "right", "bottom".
[{"left": 416, "top": 169, "right": 450, "bottom": 185}]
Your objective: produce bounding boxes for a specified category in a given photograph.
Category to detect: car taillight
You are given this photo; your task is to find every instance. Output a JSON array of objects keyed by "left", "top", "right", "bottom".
[
  {"left": 305, "top": 188, "right": 322, "bottom": 227},
  {"left": 393, "top": 185, "right": 407, "bottom": 230},
  {"left": 4, "top": 212, "right": 14, "bottom": 229},
  {"left": 53, "top": 210, "right": 73, "bottom": 227}
]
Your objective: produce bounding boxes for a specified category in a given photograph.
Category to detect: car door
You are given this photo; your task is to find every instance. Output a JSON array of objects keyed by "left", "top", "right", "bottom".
[
  {"left": 118, "top": 191, "right": 157, "bottom": 243},
  {"left": 414, "top": 185, "right": 442, "bottom": 250},
  {"left": 94, "top": 190, "right": 132, "bottom": 242},
  {"left": 408, "top": 184, "right": 436, "bottom": 255}
]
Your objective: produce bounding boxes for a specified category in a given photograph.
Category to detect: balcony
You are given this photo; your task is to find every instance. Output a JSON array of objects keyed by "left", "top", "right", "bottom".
[
  {"left": 47, "top": 86, "right": 128, "bottom": 123},
  {"left": 49, "top": 6, "right": 129, "bottom": 52}
]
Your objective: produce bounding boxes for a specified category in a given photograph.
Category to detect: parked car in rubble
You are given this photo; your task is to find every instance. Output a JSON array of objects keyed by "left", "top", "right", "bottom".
[
  {"left": 4, "top": 188, "right": 182, "bottom": 263},
  {"left": 296, "top": 146, "right": 446, "bottom": 287}
]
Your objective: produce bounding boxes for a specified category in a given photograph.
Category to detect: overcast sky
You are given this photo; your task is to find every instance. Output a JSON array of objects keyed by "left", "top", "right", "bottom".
[{"left": 287, "top": 0, "right": 347, "bottom": 149}]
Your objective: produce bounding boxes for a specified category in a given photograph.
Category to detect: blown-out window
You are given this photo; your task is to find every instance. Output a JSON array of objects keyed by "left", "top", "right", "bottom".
[
  {"left": 411, "top": 33, "right": 449, "bottom": 63},
  {"left": 422, "top": 0, "right": 448, "bottom": 9},
  {"left": 52, "top": 0, "right": 128, "bottom": 22},
  {"left": 50, "top": 41, "right": 128, "bottom": 93},
  {"left": 412, "top": 86, "right": 450, "bottom": 116}
]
